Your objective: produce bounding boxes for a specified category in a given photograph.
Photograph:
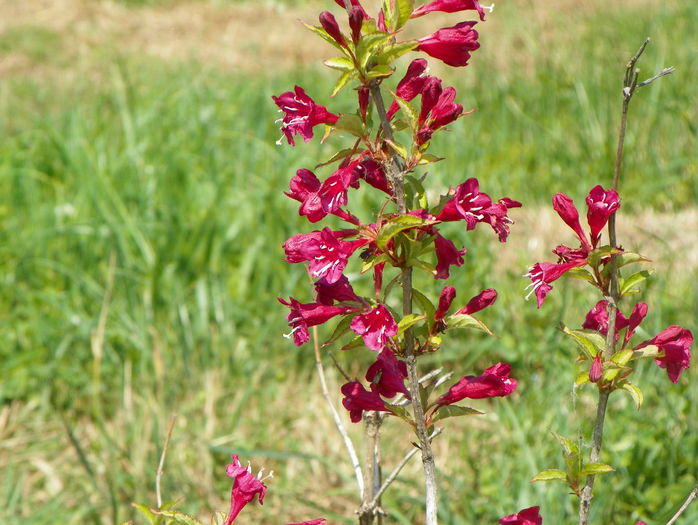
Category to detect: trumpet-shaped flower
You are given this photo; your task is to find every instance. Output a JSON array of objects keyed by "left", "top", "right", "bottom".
[
  {"left": 586, "top": 185, "right": 620, "bottom": 247},
  {"left": 272, "top": 86, "right": 338, "bottom": 146},
  {"left": 417, "top": 21, "right": 480, "bottom": 67},
  {"left": 436, "top": 362, "right": 517, "bottom": 406},
  {"left": 279, "top": 297, "right": 353, "bottom": 346},
  {"left": 524, "top": 261, "right": 586, "bottom": 308},
  {"left": 350, "top": 304, "right": 398, "bottom": 351},
  {"left": 456, "top": 288, "right": 497, "bottom": 315},
  {"left": 224, "top": 455, "right": 268, "bottom": 525},
  {"left": 434, "top": 233, "right": 466, "bottom": 279},
  {"left": 341, "top": 381, "right": 389, "bottom": 422},
  {"left": 636, "top": 325, "right": 693, "bottom": 383},
  {"left": 412, "top": 0, "right": 487, "bottom": 21},
  {"left": 366, "top": 349, "right": 410, "bottom": 398}
]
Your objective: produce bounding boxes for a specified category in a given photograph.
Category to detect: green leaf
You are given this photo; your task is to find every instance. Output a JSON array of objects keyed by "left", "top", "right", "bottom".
[
  {"left": 588, "top": 245, "right": 623, "bottom": 267},
  {"left": 324, "top": 56, "right": 354, "bottom": 71},
  {"left": 365, "top": 64, "right": 395, "bottom": 79},
  {"left": 405, "top": 175, "right": 428, "bottom": 209},
  {"left": 445, "top": 313, "right": 493, "bottom": 336},
  {"left": 619, "top": 269, "right": 654, "bottom": 296},
  {"left": 565, "top": 267, "right": 596, "bottom": 285},
  {"left": 341, "top": 335, "right": 365, "bottom": 351},
  {"left": 375, "top": 214, "right": 427, "bottom": 251},
  {"left": 323, "top": 314, "right": 354, "bottom": 346},
  {"left": 575, "top": 372, "right": 590, "bottom": 386},
  {"left": 316, "top": 148, "right": 355, "bottom": 168},
  {"left": 552, "top": 431, "right": 580, "bottom": 457},
  {"left": 580, "top": 463, "right": 615, "bottom": 476},
  {"left": 331, "top": 69, "right": 357, "bottom": 97},
  {"left": 531, "top": 469, "right": 567, "bottom": 483},
  {"left": 385, "top": 139, "right": 409, "bottom": 161},
  {"left": 392, "top": 95, "right": 419, "bottom": 132},
  {"left": 561, "top": 326, "right": 606, "bottom": 359},
  {"left": 412, "top": 288, "right": 436, "bottom": 324},
  {"left": 395, "top": 0, "right": 416, "bottom": 29},
  {"left": 621, "top": 382, "right": 643, "bottom": 409},
  {"left": 356, "top": 33, "right": 391, "bottom": 69},
  {"left": 381, "top": 0, "right": 396, "bottom": 31},
  {"left": 131, "top": 503, "right": 159, "bottom": 525},
  {"left": 302, "top": 23, "right": 350, "bottom": 54},
  {"left": 151, "top": 510, "right": 204, "bottom": 525},
  {"left": 611, "top": 348, "right": 633, "bottom": 366},
  {"left": 376, "top": 40, "right": 419, "bottom": 64},
  {"left": 360, "top": 252, "right": 389, "bottom": 274},
  {"left": 417, "top": 153, "right": 444, "bottom": 165},
  {"left": 396, "top": 313, "right": 425, "bottom": 336},
  {"left": 633, "top": 344, "right": 661, "bottom": 359},
  {"left": 431, "top": 404, "right": 483, "bottom": 423},
  {"left": 385, "top": 403, "right": 413, "bottom": 424},
  {"left": 333, "top": 113, "right": 365, "bottom": 137},
  {"left": 602, "top": 251, "right": 650, "bottom": 274}
]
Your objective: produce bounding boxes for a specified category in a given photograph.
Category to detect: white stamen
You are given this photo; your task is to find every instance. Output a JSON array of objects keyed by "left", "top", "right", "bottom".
[{"left": 482, "top": 3, "right": 495, "bottom": 13}]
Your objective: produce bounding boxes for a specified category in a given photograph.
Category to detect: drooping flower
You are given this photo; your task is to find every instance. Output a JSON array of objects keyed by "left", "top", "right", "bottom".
[
  {"left": 412, "top": 0, "right": 487, "bottom": 21},
  {"left": 272, "top": 86, "right": 338, "bottom": 146},
  {"left": 314, "top": 275, "right": 362, "bottom": 306},
  {"left": 283, "top": 228, "right": 367, "bottom": 283},
  {"left": 524, "top": 261, "right": 586, "bottom": 308},
  {"left": 417, "top": 21, "right": 480, "bottom": 67},
  {"left": 636, "top": 326, "right": 693, "bottom": 383},
  {"left": 341, "top": 381, "right": 389, "bottom": 422},
  {"left": 499, "top": 506, "right": 543, "bottom": 525},
  {"left": 456, "top": 288, "right": 497, "bottom": 315},
  {"left": 552, "top": 193, "right": 592, "bottom": 251},
  {"left": 224, "top": 455, "right": 268, "bottom": 525},
  {"left": 353, "top": 157, "right": 391, "bottom": 195},
  {"left": 585, "top": 185, "right": 620, "bottom": 247},
  {"left": 436, "top": 362, "right": 517, "bottom": 406},
  {"left": 279, "top": 297, "right": 353, "bottom": 346},
  {"left": 366, "top": 349, "right": 410, "bottom": 398},
  {"left": 434, "top": 233, "right": 466, "bottom": 279},
  {"left": 350, "top": 304, "right": 398, "bottom": 351}
]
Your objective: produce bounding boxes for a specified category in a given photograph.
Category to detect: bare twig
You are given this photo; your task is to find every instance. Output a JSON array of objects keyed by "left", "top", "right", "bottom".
[
  {"left": 156, "top": 414, "right": 177, "bottom": 509},
  {"left": 311, "top": 324, "right": 365, "bottom": 498},
  {"left": 665, "top": 486, "right": 698, "bottom": 525}
]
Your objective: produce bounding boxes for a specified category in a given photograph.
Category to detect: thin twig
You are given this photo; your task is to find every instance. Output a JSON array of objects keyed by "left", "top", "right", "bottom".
[
  {"left": 156, "top": 414, "right": 177, "bottom": 509},
  {"left": 371, "top": 428, "right": 443, "bottom": 505},
  {"left": 665, "top": 486, "right": 698, "bottom": 525}
]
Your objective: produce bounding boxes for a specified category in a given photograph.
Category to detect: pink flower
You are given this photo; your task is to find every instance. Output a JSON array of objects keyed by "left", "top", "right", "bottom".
[
  {"left": 387, "top": 59, "right": 430, "bottom": 119},
  {"left": 417, "top": 21, "right": 480, "bottom": 67},
  {"left": 341, "top": 381, "right": 389, "bottom": 422},
  {"left": 314, "top": 275, "right": 362, "bottom": 306},
  {"left": 319, "top": 11, "right": 346, "bottom": 48},
  {"left": 435, "top": 286, "right": 457, "bottom": 322},
  {"left": 589, "top": 354, "right": 603, "bottom": 383},
  {"left": 279, "top": 297, "right": 353, "bottom": 346},
  {"left": 366, "top": 349, "right": 410, "bottom": 398},
  {"left": 283, "top": 228, "right": 367, "bottom": 283},
  {"left": 524, "top": 261, "right": 586, "bottom": 308},
  {"left": 552, "top": 193, "right": 592, "bottom": 251},
  {"left": 334, "top": 0, "right": 369, "bottom": 19},
  {"left": 224, "top": 455, "right": 268, "bottom": 525},
  {"left": 434, "top": 233, "right": 466, "bottom": 279},
  {"left": 412, "top": 0, "right": 486, "bottom": 21},
  {"left": 636, "top": 326, "right": 693, "bottom": 383},
  {"left": 624, "top": 302, "right": 648, "bottom": 346},
  {"left": 350, "top": 304, "right": 398, "bottom": 351},
  {"left": 416, "top": 83, "right": 463, "bottom": 145},
  {"left": 272, "top": 86, "right": 338, "bottom": 146},
  {"left": 586, "top": 185, "right": 620, "bottom": 247},
  {"left": 456, "top": 288, "right": 497, "bottom": 315},
  {"left": 481, "top": 197, "right": 522, "bottom": 242},
  {"left": 583, "top": 299, "right": 629, "bottom": 336},
  {"left": 436, "top": 362, "right": 517, "bottom": 405},
  {"left": 499, "top": 506, "right": 543, "bottom": 525},
  {"left": 353, "top": 157, "right": 391, "bottom": 195}
]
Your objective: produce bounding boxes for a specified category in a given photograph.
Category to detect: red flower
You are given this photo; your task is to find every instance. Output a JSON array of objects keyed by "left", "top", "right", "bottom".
[
  {"left": 387, "top": 59, "right": 430, "bottom": 119},
  {"left": 272, "top": 86, "right": 338, "bottom": 146},
  {"left": 524, "top": 261, "right": 586, "bottom": 308},
  {"left": 499, "top": 506, "right": 543, "bottom": 525},
  {"left": 435, "top": 285, "right": 457, "bottom": 322},
  {"left": 586, "top": 185, "right": 620, "bottom": 247},
  {"left": 341, "top": 381, "right": 389, "bottom": 422},
  {"left": 417, "top": 21, "right": 480, "bottom": 67},
  {"left": 481, "top": 197, "right": 522, "bottom": 242},
  {"left": 334, "top": 0, "right": 369, "bottom": 19},
  {"left": 412, "top": 0, "right": 487, "bottom": 21},
  {"left": 434, "top": 233, "right": 466, "bottom": 279},
  {"left": 437, "top": 178, "right": 491, "bottom": 227},
  {"left": 436, "top": 362, "right": 517, "bottom": 405},
  {"left": 416, "top": 82, "right": 463, "bottom": 145},
  {"left": 456, "top": 288, "right": 497, "bottom": 315},
  {"left": 224, "top": 455, "right": 268, "bottom": 525},
  {"left": 314, "top": 275, "right": 362, "bottom": 306},
  {"left": 582, "top": 299, "right": 630, "bottom": 337},
  {"left": 589, "top": 354, "right": 603, "bottom": 383},
  {"left": 636, "top": 326, "right": 693, "bottom": 383},
  {"left": 353, "top": 157, "right": 391, "bottom": 195},
  {"left": 366, "top": 349, "right": 410, "bottom": 398},
  {"left": 350, "top": 304, "right": 398, "bottom": 351},
  {"left": 552, "top": 193, "right": 592, "bottom": 251},
  {"left": 279, "top": 297, "right": 353, "bottom": 346},
  {"left": 283, "top": 228, "right": 367, "bottom": 283},
  {"left": 319, "top": 11, "right": 346, "bottom": 48}
]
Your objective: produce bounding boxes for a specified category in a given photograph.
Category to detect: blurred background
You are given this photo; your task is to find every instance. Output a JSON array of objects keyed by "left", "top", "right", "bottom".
[{"left": 1, "top": 0, "right": 696, "bottom": 523}]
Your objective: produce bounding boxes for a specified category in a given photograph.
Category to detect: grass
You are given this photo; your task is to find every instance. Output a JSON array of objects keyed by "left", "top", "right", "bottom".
[{"left": 0, "top": 0, "right": 696, "bottom": 523}]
